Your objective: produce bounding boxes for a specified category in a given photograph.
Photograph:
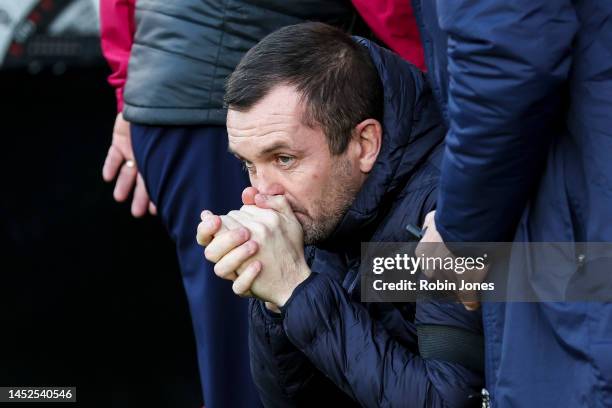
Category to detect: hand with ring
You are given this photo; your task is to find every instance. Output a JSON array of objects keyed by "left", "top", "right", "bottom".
[{"left": 102, "top": 112, "right": 157, "bottom": 217}]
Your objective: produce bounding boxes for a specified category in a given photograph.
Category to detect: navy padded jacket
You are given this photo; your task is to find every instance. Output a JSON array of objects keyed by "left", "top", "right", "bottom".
[{"left": 248, "top": 38, "right": 484, "bottom": 408}]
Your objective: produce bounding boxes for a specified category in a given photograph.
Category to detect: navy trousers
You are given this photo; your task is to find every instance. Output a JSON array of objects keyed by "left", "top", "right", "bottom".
[{"left": 131, "top": 124, "right": 260, "bottom": 408}]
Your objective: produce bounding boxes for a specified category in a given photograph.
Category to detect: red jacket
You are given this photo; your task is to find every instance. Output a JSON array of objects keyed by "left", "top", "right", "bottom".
[
  {"left": 351, "top": 0, "right": 425, "bottom": 70},
  {"left": 99, "top": 0, "right": 135, "bottom": 112}
]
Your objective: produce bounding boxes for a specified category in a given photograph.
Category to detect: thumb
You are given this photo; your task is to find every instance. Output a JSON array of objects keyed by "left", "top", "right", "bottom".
[
  {"left": 462, "top": 300, "right": 481, "bottom": 311},
  {"left": 242, "top": 187, "right": 259, "bottom": 205},
  {"left": 255, "top": 194, "right": 296, "bottom": 220},
  {"left": 422, "top": 210, "right": 436, "bottom": 229}
]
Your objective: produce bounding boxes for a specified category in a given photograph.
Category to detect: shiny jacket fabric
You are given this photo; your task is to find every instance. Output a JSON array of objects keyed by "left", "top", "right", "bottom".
[
  {"left": 101, "top": 0, "right": 358, "bottom": 125},
  {"left": 412, "top": 1, "right": 612, "bottom": 406},
  {"left": 248, "top": 38, "right": 484, "bottom": 408}
]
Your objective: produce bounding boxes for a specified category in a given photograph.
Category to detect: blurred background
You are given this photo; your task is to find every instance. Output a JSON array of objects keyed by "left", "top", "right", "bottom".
[{"left": 0, "top": 1, "right": 203, "bottom": 406}]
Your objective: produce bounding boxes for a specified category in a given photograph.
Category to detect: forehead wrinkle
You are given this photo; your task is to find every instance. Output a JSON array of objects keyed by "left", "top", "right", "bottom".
[{"left": 227, "top": 112, "right": 299, "bottom": 139}]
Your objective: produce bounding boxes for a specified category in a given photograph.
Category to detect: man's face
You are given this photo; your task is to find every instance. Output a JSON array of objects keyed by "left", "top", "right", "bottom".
[{"left": 227, "top": 85, "right": 364, "bottom": 245}]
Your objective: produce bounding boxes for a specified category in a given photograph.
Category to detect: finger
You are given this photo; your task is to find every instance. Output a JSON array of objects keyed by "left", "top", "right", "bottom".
[
  {"left": 113, "top": 162, "right": 138, "bottom": 202},
  {"left": 414, "top": 240, "right": 437, "bottom": 278},
  {"left": 201, "top": 210, "right": 227, "bottom": 230},
  {"left": 265, "top": 302, "right": 281, "bottom": 314},
  {"left": 462, "top": 301, "right": 481, "bottom": 311},
  {"left": 213, "top": 240, "right": 259, "bottom": 281},
  {"left": 220, "top": 214, "right": 247, "bottom": 230},
  {"left": 238, "top": 205, "right": 267, "bottom": 217},
  {"left": 456, "top": 281, "right": 479, "bottom": 308},
  {"left": 458, "top": 265, "right": 489, "bottom": 311},
  {"left": 254, "top": 194, "right": 297, "bottom": 221},
  {"left": 415, "top": 241, "right": 426, "bottom": 266},
  {"left": 457, "top": 280, "right": 481, "bottom": 310},
  {"left": 149, "top": 202, "right": 157, "bottom": 215},
  {"left": 113, "top": 112, "right": 131, "bottom": 139},
  {"left": 196, "top": 214, "right": 223, "bottom": 246},
  {"left": 204, "top": 227, "right": 251, "bottom": 263},
  {"left": 230, "top": 208, "right": 256, "bottom": 219},
  {"left": 225, "top": 211, "right": 265, "bottom": 237},
  {"left": 419, "top": 262, "right": 434, "bottom": 279},
  {"left": 422, "top": 210, "right": 436, "bottom": 229},
  {"left": 232, "top": 261, "right": 261, "bottom": 297},
  {"left": 242, "top": 187, "right": 259, "bottom": 205},
  {"left": 131, "top": 173, "right": 149, "bottom": 218},
  {"left": 102, "top": 145, "right": 124, "bottom": 182},
  {"left": 237, "top": 205, "right": 281, "bottom": 229},
  {"left": 418, "top": 223, "right": 440, "bottom": 244}
]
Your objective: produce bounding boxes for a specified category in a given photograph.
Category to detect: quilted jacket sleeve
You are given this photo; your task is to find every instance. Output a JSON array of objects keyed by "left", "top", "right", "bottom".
[
  {"left": 434, "top": 0, "right": 578, "bottom": 242},
  {"left": 278, "top": 274, "right": 481, "bottom": 408},
  {"left": 249, "top": 299, "right": 358, "bottom": 407}
]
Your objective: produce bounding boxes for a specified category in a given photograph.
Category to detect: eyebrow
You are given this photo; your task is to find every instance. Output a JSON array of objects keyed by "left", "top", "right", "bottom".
[{"left": 228, "top": 141, "right": 294, "bottom": 160}]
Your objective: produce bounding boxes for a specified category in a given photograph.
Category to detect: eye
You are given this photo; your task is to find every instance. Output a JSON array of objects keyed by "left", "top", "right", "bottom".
[
  {"left": 276, "top": 155, "right": 295, "bottom": 167},
  {"left": 242, "top": 160, "right": 256, "bottom": 174}
]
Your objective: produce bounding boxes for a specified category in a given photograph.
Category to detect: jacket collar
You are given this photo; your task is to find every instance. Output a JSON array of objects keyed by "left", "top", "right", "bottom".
[{"left": 318, "top": 38, "right": 444, "bottom": 253}]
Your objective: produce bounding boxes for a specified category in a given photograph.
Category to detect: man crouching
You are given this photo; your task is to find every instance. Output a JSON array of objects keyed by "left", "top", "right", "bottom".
[{"left": 197, "top": 22, "right": 484, "bottom": 407}]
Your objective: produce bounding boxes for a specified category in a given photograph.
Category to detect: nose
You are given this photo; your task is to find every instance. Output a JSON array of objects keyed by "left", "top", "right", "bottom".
[{"left": 250, "top": 170, "right": 285, "bottom": 196}]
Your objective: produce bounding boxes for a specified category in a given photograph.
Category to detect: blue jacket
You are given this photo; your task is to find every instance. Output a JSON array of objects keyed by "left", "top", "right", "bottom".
[
  {"left": 248, "top": 38, "right": 484, "bottom": 408},
  {"left": 412, "top": 1, "right": 612, "bottom": 406}
]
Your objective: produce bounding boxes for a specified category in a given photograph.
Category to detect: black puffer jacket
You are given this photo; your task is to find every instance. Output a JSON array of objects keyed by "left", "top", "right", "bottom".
[
  {"left": 123, "top": 0, "right": 360, "bottom": 125},
  {"left": 249, "top": 38, "right": 484, "bottom": 408}
]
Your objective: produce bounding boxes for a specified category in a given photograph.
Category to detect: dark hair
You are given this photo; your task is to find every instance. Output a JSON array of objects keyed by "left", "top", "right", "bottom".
[{"left": 224, "top": 22, "right": 383, "bottom": 155}]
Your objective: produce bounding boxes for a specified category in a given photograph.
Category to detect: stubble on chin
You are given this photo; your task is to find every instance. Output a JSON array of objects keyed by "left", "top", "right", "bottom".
[{"left": 301, "top": 160, "right": 360, "bottom": 246}]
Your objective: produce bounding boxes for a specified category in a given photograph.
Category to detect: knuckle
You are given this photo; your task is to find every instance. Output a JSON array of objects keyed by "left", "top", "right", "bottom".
[
  {"left": 260, "top": 223, "right": 271, "bottom": 236},
  {"left": 243, "top": 240, "right": 256, "bottom": 255},
  {"left": 232, "top": 228, "right": 247, "bottom": 243},
  {"left": 250, "top": 223, "right": 266, "bottom": 238},
  {"left": 121, "top": 164, "right": 135, "bottom": 174},
  {"left": 236, "top": 262, "right": 249, "bottom": 275},
  {"left": 239, "top": 241, "right": 250, "bottom": 254},
  {"left": 200, "top": 221, "right": 214, "bottom": 236},
  {"left": 232, "top": 281, "right": 244, "bottom": 296},
  {"left": 213, "top": 263, "right": 222, "bottom": 277},
  {"left": 196, "top": 226, "right": 207, "bottom": 245},
  {"left": 204, "top": 246, "right": 216, "bottom": 262},
  {"left": 213, "top": 263, "right": 227, "bottom": 278},
  {"left": 268, "top": 213, "right": 280, "bottom": 228}
]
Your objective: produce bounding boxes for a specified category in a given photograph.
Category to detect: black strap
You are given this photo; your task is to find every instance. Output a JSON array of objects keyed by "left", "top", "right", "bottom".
[{"left": 417, "top": 324, "right": 484, "bottom": 373}]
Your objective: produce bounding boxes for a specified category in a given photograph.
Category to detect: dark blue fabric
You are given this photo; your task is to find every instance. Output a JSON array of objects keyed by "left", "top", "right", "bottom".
[
  {"left": 130, "top": 124, "right": 261, "bottom": 408},
  {"left": 412, "top": 0, "right": 612, "bottom": 406},
  {"left": 248, "top": 39, "right": 484, "bottom": 408}
]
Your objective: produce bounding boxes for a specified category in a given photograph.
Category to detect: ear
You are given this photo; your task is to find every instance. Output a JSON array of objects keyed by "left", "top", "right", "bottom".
[{"left": 352, "top": 118, "right": 382, "bottom": 173}]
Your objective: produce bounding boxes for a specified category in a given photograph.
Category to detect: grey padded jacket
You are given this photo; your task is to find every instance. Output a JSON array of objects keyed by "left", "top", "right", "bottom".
[{"left": 123, "top": 0, "right": 360, "bottom": 125}]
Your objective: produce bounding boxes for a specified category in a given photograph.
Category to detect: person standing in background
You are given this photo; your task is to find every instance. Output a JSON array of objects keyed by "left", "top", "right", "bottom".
[
  {"left": 351, "top": 0, "right": 425, "bottom": 70},
  {"left": 99, "top": 1, "right": 361, "bottom": 406},
  {"left": 413, "top": 1, "right": 612, "bottom": 406}
]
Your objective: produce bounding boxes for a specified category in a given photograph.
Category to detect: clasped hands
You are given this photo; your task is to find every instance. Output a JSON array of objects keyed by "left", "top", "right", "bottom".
[{"left": 196, "top": 187, "right": 311, "bottom": 309}]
